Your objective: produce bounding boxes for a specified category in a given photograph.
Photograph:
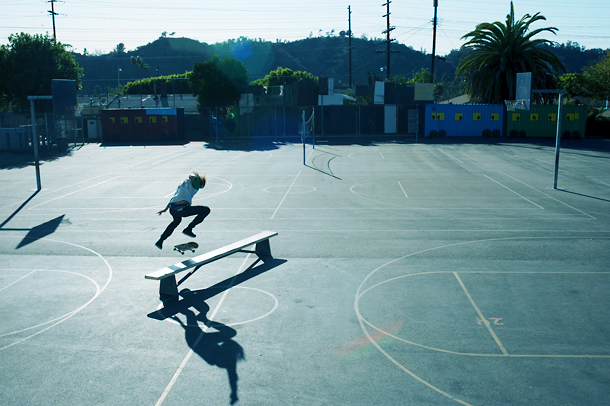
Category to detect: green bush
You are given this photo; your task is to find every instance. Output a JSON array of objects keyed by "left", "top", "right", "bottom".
[{"left": 122, "top": 73, "right": 191, "bottom": 95}]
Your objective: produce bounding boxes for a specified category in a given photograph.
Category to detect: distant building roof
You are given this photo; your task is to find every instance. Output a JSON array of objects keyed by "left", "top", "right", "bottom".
[
  {"left": 104, "top": 94, "right": 199, "bottom": 113},
  {"left": 439, "top": 94, "right": 470, "bottom": 104}
]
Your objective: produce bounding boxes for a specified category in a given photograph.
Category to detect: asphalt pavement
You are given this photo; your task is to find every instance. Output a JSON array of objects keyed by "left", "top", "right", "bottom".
[{"left": 1, "top": 136, "right": 609, "bottom": 406}]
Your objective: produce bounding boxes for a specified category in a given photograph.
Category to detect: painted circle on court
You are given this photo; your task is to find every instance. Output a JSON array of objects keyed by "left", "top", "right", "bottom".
[
  {"left": 350, "top": 178, "right": 409, "bottom": 207},
  {"left": 0, "top": 236, "right": 113, "bottom": 351},
  {"left": 347, "top": 151, "right": 386, "bottom": 160},
  {"left": 264, "top": 185, "right": 316, "bottom": 194},
  {"left": 354, "top": 237, "right": 610, "bottom": 406},
  {"left": 199, "top": 176, "right": 232, "bottom": 199},
  {"left": 159, "top": 286, "right": 279, "bottom": 327}
]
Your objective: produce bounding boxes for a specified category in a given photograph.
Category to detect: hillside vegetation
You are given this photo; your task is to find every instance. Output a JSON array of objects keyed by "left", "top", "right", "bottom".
[{"left": 74, "top": 36, "right": 606, "bottom": 95}]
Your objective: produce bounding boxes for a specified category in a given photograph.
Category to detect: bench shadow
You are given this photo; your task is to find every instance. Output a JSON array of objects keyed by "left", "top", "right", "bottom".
[
  {"left": 171, "top": 302, "right": 244, "bottom": 405},
  {"left": 148, "top": 257, "right": 287, "bottom": 319},
  {"left": 147, "top": 257, "right": 285, "bottom": 403}
]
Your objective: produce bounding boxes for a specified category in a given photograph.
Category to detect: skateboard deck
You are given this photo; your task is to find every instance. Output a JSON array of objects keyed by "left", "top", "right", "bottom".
[{"left": 173, "top": 241, "right": 198, "bottom": 255}]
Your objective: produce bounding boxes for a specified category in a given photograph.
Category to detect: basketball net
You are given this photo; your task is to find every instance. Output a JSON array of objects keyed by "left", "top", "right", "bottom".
[{"left": 504, "top": 100, "right": 525, "bottom": 111}]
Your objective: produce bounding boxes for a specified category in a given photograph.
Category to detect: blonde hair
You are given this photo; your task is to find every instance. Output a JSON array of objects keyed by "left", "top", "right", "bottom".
[{"left": 192, "top": 171, "right": 206, "bottom": 189}]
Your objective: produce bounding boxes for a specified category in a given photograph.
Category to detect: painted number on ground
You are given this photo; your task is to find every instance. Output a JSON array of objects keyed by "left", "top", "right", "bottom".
[{"left": 477, "top": 318, "right": 503, "bottom": 326}]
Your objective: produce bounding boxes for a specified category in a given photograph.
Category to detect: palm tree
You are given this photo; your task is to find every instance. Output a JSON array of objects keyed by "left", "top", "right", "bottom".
[{"left": 456, "top": 1, "right": 565, "bottom": 104}]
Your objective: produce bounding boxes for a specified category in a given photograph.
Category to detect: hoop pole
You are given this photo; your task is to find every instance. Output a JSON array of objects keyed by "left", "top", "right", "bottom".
[
  {"left": 302, "top": 110, "right": 306, "bottom": 165},
  {"left": 27, "top": 95, "right": 52, "bottom": 191},
  {"left": 29, "top": 98, "right": 41, "bottom": 191},
  {"left": 553, "top": 92, "right": 565, "bottom": 190},
  {"left": 311, "top": 107, "right": 315, "bottom": 150}
]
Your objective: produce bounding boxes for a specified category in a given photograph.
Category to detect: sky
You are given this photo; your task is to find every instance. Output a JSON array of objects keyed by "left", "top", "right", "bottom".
[{"left": 1, "top": 0, "right": 609, "bottom": 57}]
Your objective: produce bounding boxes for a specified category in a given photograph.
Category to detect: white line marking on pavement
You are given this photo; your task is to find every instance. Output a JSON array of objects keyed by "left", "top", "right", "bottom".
[
  {"left": 271, "top": 171, "right": 301, "bottom": 220},
  {"left": 155, "top": 254, "right": 252, "bottom": 406},
  {"left": 484, "top": 174, "right": 544, "bottom": 209}
]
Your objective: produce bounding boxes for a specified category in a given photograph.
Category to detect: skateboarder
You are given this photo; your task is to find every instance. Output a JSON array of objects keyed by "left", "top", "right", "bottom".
[{"left": 155, "top": 172, "right": 210, "bottom": 249}]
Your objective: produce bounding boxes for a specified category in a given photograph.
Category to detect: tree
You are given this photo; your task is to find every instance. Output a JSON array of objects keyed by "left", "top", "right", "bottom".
[
  {"left": 130, "top": 55, "right": 149, "bottom": 77},
  {"left": 582, "top": 51, "right": 610, "bottom": 103},
  {"left": 250, "top": 67, "right": 318, "bottom": 88},
  {"left": 557, "top": 73, "right": 588, "bottom": 99},
  {"left": 0, "top": 33, "right": 83, "bottom": 112},
  {"left": 558, "top": 51, "right": 610, "bottom": 104},
  {"left": 217, "top": 57, "right": 249, "bottom": 89},
  {"left": 189, "top": 55, "right": 248, "bottom": 111},
  {"left": 456, "top": 2, "right": 565, "bottom": 104},
  {"left": 113, "top": 43, "right": 126, "bottom": 54}
]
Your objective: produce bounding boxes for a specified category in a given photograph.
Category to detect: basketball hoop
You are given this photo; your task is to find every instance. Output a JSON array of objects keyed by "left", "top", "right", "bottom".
[{"left": 504, "top": 100, "right": 524, "bottom": 111}]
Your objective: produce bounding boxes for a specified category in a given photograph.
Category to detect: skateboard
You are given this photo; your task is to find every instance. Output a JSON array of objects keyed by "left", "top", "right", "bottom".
[{"left": 173, "top": 241, "right": 198, "bottom": 255}]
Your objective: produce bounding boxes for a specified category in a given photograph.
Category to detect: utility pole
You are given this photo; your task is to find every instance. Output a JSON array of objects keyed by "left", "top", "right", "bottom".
[
  {"left": 431, "top": 0, "right": 438, "bottom": 82},
  {"left": 376, "top": 1, "right": 398, "bottom": 78},
  {"left": 347, "top": 6, "right": 353, "bottom": 87},
  {"left": 48, "top": 0, "right": 58, "bottom": 41}
]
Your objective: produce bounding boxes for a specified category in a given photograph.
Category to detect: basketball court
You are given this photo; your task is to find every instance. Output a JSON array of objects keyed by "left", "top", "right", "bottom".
[{"left": 1, "top": 137, "right": 609, "bottom": 405}]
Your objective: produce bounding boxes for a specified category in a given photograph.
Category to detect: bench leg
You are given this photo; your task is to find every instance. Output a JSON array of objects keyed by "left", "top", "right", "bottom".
[
  {"left": 159, "top": 275, "right": 179, "bottom": 297},
  {"left": 255, "top": 239, "right": 272, "bottom": 261}
]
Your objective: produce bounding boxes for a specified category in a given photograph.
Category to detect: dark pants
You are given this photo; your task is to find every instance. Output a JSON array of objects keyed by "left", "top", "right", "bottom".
[{"left": 159, "top": 204, "right": 210, "bottom": 241}]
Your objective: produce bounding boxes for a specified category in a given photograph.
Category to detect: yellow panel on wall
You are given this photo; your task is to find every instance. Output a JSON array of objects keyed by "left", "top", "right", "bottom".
[
  {"left": 454, "top": 113, "right": 463, "bottom": 121},
  {"left": 162, "top": 116, "right": 169, "bottom": 123},
  {"left": 135, "top": 116, "right": 143, "bottom": 124},
  {"left": 149, "top": 116, "right": 157, "bottom": 124},
  {"left": 548, "top": 113, "right": 557, "bottom": 122},
  {"left": 120, "top": 117, "right": 128, "bottom": 124},
  {"left": 109, "top": 117, "right": 115, "bottom": 123},
  {"left": 511, "top": 113, "right": 521, "bottom": 122},
  {"left": 473, "top": 113, "right": 481, "bottom": 121},
  {"left": 491, "top": 113, "right": 499, "bottom": 121},
  {"left": 530, "top": 114, "right": 539, "bottom": 122}
]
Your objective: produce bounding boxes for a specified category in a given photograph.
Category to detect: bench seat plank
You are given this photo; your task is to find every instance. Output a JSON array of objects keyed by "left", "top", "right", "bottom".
[{"left": 146, "top": 231, "right": 277, "bottom": 281}]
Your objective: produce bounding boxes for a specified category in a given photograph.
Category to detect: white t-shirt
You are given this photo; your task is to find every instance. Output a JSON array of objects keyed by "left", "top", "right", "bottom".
[{"left": 170, "top": 178, "right": 198, "bottom": 205}]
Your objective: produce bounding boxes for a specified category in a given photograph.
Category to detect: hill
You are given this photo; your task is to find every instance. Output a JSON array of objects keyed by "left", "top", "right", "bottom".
[{"left": 73, "top": 36, "right": 606, "bottom": 95}]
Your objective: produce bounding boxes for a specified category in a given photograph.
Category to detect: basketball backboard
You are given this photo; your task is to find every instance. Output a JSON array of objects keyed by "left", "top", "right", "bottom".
[{"left": 52, "top": 79, "right": 77, "bottom": 115}]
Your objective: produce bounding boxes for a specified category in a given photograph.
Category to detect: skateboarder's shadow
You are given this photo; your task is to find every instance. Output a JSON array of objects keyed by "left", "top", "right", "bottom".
[{"left": 172, "top": 289, "right": 244, "bottom": 405}]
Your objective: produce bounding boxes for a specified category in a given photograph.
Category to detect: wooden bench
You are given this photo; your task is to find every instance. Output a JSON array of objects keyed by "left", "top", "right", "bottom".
[{"left": 146, "top": 231, "right": 278, "bottom": 297}]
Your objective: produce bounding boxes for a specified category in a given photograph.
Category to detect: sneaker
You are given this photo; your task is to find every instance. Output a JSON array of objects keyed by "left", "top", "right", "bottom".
[
  {"left": 182, "top": 228, "right": 196, "bottom": 238},
  {"left": 155, "top": 240, "right": 163, "bottom": 249}
]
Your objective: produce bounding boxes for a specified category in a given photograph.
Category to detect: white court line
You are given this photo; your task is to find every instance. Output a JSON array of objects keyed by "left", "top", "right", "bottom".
[
  {"left": 0, "top": 238, "right": 112, "bottom": 351},
  {"left": 155, "top": 254, "right": 252, "bottom": 406},
  {"left": 397, "top": 181, "right": 408, "bottom": 198},
  {"left": 27, "top": 176, "right": 121, "bottom": 209},
  {"left": 0, "top": 270, "right": 36, "bottom": 293},
  {"left": 379, "top": 152, "right": 385, "bottom": 159},
  {"left": 483, "top": 174, "right": 544, "bottom": 209},
  {"left": 499, "top": 171, "right": 597, "bottom": 220},
  {"left": 437, "top": 148, "right": 464, "bottom": 164},
  {"left": 150, "top": 151, "right": 194, "bottom": 167},
  {"left": 454, "top": 272, "right": 509, "bottom": 356},
  {"left": 271, "top": 171, "right": 301, "bottom": 220},
  {"left": 126, "top": 150, "right": 190, "bottom": 168},
  {"left": 447, "top": 148, "right": 490, "bottom": 168},
  {"left": 0, "top": 173, "right": 113, "bottom": 212}
]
